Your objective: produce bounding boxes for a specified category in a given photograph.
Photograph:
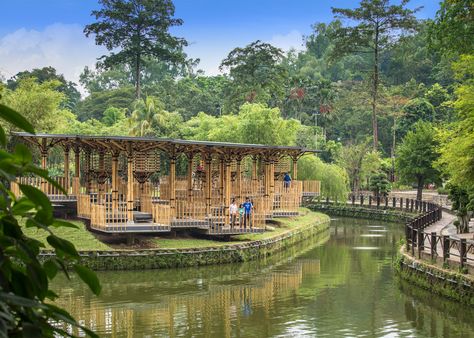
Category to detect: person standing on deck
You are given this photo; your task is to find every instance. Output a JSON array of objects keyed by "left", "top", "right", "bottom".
[
  {"left": 283, "top": 172, "right": 292, "bottom": 191},
  {"left": 229, "top": 198, "right": 238, "bottom": 228},
  {"left": 242, "top": 197, "right": 253, "bottom": 229}
]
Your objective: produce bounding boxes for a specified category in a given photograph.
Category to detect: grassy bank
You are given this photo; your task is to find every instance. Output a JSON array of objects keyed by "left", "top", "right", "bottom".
[{"left": 23, "top": 208, "right": 327, "bottom": 251}]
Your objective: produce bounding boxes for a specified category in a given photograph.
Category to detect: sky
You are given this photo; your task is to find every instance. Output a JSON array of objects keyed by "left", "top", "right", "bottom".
[{"left": 0, "top": 0, "right": 440, "bottom": 88}]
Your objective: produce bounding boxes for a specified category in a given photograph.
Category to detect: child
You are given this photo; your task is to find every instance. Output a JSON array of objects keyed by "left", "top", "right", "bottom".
[{"left": 238, "top": 204, "right": 244, "bottom": 228}]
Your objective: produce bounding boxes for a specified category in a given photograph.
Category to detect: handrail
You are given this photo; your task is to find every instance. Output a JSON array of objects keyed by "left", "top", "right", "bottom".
[{"left": 310, "top": 194, "right": 473, "bottom": 269}]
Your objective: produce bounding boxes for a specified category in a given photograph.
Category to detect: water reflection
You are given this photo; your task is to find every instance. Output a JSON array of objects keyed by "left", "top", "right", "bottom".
[{"left": 52, "top": 218, "right": 474, "bottom": 337}]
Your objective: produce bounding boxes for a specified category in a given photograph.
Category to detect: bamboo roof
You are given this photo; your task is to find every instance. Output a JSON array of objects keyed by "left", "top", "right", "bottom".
[{"left": 12, "top": 132, "right": 320, "bottom": 159}]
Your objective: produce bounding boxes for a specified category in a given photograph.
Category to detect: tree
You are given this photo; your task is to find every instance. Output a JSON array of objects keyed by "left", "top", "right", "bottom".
[
  {"left": 396, "top": 121, "right": 440, "bottom": 200},
  {"left": 75, "top": 87, "right": 135, "bottom": 121},
  {"left": 0, "top": 103, "right": 101, "bottom": 336},
  {"left": 129, "top": 96, "right": 164, "bottom": 136},
  {"left": 397, "top": 98, "right": 436, "bottom": 138},
  {"left": 220, "top": 40, "right": 288, "bottom": 112},
  {"left": 335, "top": 140, "right": 373, "bottom": 193},
  {"left": 1, "top": 78, "right": 69, "bottom": 133},
  {"left": 428, "top": 0, "right": 474, "bottom": 56},
  {"left": 7, "top": 67, "right": 80, "bottom": 110},
  {"left": 369, "top": 172, "right": 391, "bottom": 197},
  {"left": 84, "top": 0, "right": 187, "bottom": 99},
  {"left": 298, "top": 155, "right": 350, "bottom": 201},
  {"left": 331, "top": 0, "right": 420, "bottom": 149}
]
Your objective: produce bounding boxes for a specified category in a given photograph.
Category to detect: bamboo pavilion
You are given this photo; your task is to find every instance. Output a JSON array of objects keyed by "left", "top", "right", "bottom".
[{"left": 11, "top": 133, "right": 321, "bottom": 236}]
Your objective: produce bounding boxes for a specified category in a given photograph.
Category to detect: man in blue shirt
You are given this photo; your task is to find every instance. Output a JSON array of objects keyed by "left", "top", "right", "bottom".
[
  {"left": 242, "top": 197, "right": 253, "bottom": 229},
  {"left": 283, "top": 172, "right": 292, "bottom": 190}
]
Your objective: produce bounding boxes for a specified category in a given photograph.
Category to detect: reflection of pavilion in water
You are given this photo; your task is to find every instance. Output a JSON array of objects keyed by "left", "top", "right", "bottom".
[{"left": 55, "top": 259, "right": 320, "bottom": 337}]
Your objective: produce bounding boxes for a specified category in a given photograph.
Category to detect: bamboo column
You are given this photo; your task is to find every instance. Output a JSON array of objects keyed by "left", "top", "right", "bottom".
[
  {"left": 292, "top": 156, "right": 298, "bottom": 180},
  {"left": 98, "top": 150, "right": 105, "bottom": 204},
  {"left": 127, "top": 144, "right": 134, "bottom": 223},
  {"left": 270, "top": 159, "right": 275, "bottom": 210},
  {"left": 111, "top": 152, "right": 119, "bottom": 211},
  {"left": 169, "top": 155, "right": 176, "bottom": 218},
  {"left": 252, "top": 156, "right": 258, "bottom": 195},
  {"left": 85, "top": 149, "right": 91, "bottom": 194},
  {"left": 63, "top": 146, "right": 70, "bottom": 194},
  {"left": 219, "top": 157, "right": 225, "bottom": 203},
  {"left": 236, "top": 158, "right": 242, "bottom": 200},
  {"left": 73, "top": 146, "right": 80, "bottom": 195},
  {"left": 187, "top": 154, "right": 193, "bottom": 202},
  {"left": 40, "top": 138, "right": 48, "bottom": 193},
  {"left": 263, "top": 158, "right": 271, "bottom": 213},
  {"left": 224, "top": 157, "right": 231, "bottom": 223},
  {"left": 204, "top": 154, "right": 212, "bottom": 215}
]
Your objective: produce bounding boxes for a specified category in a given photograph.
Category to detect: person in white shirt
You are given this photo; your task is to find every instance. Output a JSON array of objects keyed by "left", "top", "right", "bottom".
[{"left": 229, "top": 198, "right": 238, "bottom": 228}]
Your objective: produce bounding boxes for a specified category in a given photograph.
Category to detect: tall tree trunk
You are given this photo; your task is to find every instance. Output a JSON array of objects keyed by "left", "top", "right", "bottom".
[
  {"left": 416, "top": 175, "right": 424, "bottom": 201},
  {"left": 135, "top": 56, "right": 141, "bottom": 99},
  {"left": 371, "top": 28, "right": 380, "bottom": 150}
]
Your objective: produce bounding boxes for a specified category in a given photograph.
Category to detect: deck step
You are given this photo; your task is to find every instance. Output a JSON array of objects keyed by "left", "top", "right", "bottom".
[{"left": 133, "top": 211, "right": 153, "bottom": 223}]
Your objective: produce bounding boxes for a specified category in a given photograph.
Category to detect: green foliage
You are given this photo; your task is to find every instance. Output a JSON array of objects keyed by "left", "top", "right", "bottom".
[
  {"left": 84, "top": 0, "right": 187, "bottom": 98},
  {"left": 220, "top": 40, "right": 287, "bottom": 112},
  {"left": 1, "top": 78, "right": 70, "bottom": 133},
  {"left": 396, "top": 121, "right": 440, "bottom": 199},
  {"left": 398, "top": 98, "right": 436, "bottom": 137},
  {"left": 6, "top": 67, "right": 80, "bottom": 110},
  {"left": 298, "top": 155, "right": 349, "bottom": 201},
  {"left": 330, "top": 0, "right": 420, "bottom": 148},
  {"left": 0, "top": 104, "right": 101, "bottom": 337},
  {"left": 428, "top": 0, "right": 474, "bottom": 56},
  {"left": 369, "top": 172, "right": 392, "bottom": 197},
  {"left": 75, "top": 86, "right": 135, "bottom": 121}
]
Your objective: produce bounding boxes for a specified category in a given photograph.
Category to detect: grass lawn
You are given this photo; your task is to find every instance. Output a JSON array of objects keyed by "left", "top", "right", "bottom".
[
  {"left": 21, "top": 220, "right": 111, "bottom": 251},
  {"left": 22, "top": 208, "right": 328, "bottom": 251}
]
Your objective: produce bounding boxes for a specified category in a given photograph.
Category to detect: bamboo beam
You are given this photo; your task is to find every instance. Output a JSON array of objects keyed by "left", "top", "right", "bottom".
[
  {"left": 85, "top": 149, "right": 91, "bottom": 194},
  {"left": 270, "top": 159, "right": 275, "bottom": 210},
  {"left": 127, "top": 143, "right": 134, "bottom": 223}
]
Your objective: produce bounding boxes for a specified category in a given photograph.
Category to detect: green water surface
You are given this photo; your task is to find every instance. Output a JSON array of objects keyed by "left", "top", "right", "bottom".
[{"left": 52, "top": 218, "right": 474, "bottom": 337}]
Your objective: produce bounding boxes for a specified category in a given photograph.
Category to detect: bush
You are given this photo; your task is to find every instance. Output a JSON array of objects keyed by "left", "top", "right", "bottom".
[{"left": 298, "top": 155, "right": 350, "bottom": 201}]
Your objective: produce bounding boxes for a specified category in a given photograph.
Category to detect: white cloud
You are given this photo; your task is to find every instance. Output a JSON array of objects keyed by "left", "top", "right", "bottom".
[
  {"left": 268, "top": 30, "right": 304, "bottom": 52},
  {"left": 0, "top": 23, "right": 106, "bottom": 94}
]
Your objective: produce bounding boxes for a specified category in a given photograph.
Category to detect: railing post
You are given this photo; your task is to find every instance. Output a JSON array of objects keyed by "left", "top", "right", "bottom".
[
  {"left": 392, "top": 197, "right": 396, "bottom": 208},
  {"left": 400, "top": 198, "right": 404, "bottom": 210},
  {"left": 410, "top": 199, "right": 414, "bottom": 212},
  {"left": 406, "top": 198, "right": 410, "bottom": 210},
  {"left": 351, "top": 194, "right": 355, "bottom": 205},
  {"left": 376, "top": 196, "right": 380, "bottom": 208},
  {"left": 443, "top": 236, "right": 450, "bottom": 262},
  {"left": 360, "top": 195, "right": 364, "bottom": 206},
  {"left": 411, "top": 226, "right": 415, "bottom": 256},
  {"left": 415, "top": 199, "right": 419, "bottom": 211},
  {"left": 385, "top": 196, "right": 388, "bottom": 208},
  {"left": 417, "top": 226, "right": 424, "bottom": 258},
  {"left": 431, "top": 232, "right": 436, "bottom": 259},
  {"left": 368, "top": 195, "right": 372, "bottom": 207},
  {"left": 326, "top": 196, "right": 330, "bottom": 204},
  {"left": 422, "top": 202, "right": 427, "bottom": 212},
  {"left": 460, "top": 239, "right": 466, "bottom": 268}
]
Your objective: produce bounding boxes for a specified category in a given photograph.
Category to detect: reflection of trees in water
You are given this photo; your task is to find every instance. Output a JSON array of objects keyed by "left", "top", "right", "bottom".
[
  {"left": 399, "top": 278, "right": 474, "bottom": 337},
  {"left": 52, "top": 231, "right": 329, "bottom": 337}
]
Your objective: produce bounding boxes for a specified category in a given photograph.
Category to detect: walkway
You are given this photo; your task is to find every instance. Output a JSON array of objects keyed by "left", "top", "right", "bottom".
[{"left": 421, "top": 212, "right": 474, "bottom": 268}]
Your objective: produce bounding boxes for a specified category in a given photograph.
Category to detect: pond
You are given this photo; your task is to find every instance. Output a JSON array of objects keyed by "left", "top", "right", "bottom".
[{"left": 52, "top": 218, "right": 474, "bottom": 337}]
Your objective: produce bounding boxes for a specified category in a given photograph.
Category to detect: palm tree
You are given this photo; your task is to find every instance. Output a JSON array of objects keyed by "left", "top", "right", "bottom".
[{"left": 129, "top": 96, "right": 164, "bottom": 137}]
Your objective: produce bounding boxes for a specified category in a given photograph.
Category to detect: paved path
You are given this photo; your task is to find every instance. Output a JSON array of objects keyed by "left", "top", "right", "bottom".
[{"left": 421, "top": 212, "right": 474, "bottom": 268}]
